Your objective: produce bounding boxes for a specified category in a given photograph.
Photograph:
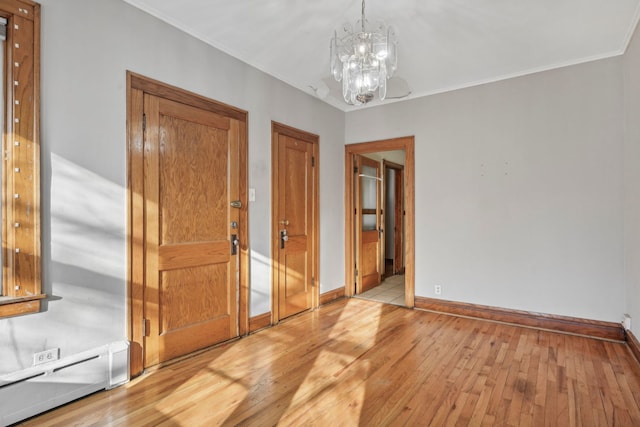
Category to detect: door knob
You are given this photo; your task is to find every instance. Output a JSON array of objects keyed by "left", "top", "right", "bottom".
[{"left": 279, "top": 220, "right": 289, "bottom": 226}]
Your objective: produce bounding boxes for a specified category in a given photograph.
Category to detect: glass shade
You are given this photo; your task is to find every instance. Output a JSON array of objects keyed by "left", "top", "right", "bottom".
[{"left": 329, "top": 3, "right": 398, "bottom": 105}]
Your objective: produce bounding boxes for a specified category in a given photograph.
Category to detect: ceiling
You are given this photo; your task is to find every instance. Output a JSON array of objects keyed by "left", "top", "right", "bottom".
[{"left": 123, "top": 0, "right": 640, "bottom": 112}]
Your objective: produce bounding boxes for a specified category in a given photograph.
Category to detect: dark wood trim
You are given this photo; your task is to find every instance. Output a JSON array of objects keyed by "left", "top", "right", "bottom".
[
  {"left": 627, "top": 330, "right": 640, "bottom": 364},
  {"left": 249, "top": 312, "right": 272, "bottom": 333},
  {"left": 415, "top": 296, "right": 625, "bottom": 341},
  {"left": 319, "top": 288, "right": 345, "bottom": 306}
]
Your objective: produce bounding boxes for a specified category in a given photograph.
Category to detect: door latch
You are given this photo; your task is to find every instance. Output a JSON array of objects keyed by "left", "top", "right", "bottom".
[
  {"left": 231, "top": 234, "right": 239, "bottom": 255},
  {"left": 280, "top": 229, "right": 288, "bottom": 249}
]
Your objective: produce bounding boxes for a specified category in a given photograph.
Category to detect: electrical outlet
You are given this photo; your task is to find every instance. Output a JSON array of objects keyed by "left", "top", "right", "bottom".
[
  {"left": 623, "top": 314, "right": 632, "bottom": 330},
  {"left": 434, "top": 285, "right": 442, "bottom": 295},
  {"left": 33, "top": 348, "right": 59, "bottom": 366}
]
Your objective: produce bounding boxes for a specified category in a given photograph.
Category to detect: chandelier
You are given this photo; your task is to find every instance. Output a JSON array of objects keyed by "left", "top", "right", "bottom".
[{"left": 330, "top": 0, "right": 397, "bottom": 105}]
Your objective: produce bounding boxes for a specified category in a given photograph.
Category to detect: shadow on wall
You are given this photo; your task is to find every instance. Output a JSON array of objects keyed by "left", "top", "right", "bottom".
[
  {"left": 1, "top": 153, "right": 128, "bottom": 366},
  {"left": 0, "top": 153, "right": 129, "bottom": 423},
  {"left": 45, "top": 151, "right": 127, "bottom": 327}
]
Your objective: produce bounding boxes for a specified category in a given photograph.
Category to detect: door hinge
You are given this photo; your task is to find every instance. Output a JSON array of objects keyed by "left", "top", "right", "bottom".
[
  {"left": 311, "top": 156, "right": 315, "bottom": 167},
  {"left": 142, "top": 113, "right": 146, "bottom": 131},
  {"left": 143, "top": 318, "right": 150, "bottom": 337},
  {"left": 354, "top": 166, "right": 359, "bottom": 174},
  {"left": 311, "top": 276, "right": 315, "bottom": 287}
]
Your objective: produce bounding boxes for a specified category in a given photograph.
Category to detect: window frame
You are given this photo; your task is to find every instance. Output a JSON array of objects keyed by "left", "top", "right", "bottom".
[{"left": 0, "top": 0, "right": 42, "bottom": 317}]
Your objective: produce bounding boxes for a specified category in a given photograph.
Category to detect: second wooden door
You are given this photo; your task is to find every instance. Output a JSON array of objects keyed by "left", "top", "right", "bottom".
[{"left": 272, "top": 123, "right": 318, "bottom": 321}]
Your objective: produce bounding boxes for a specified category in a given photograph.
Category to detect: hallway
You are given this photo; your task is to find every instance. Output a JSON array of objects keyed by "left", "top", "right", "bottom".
[{"left": 355, "top": 274, "right": 405, "bottom": 306}]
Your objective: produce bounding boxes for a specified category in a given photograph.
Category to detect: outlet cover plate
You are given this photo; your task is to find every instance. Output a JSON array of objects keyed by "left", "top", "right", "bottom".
[{"left": 33, "top": 348, "right": 59, "bottom": 366}]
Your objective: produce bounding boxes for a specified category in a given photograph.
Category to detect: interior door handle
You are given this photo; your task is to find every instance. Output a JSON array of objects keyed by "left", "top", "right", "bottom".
[{"left": 280, "top": 229, "right": 288, "bottom": 249}]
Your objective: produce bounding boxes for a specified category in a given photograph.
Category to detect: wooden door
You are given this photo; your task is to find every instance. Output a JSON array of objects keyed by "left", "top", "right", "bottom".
[
  {"left": 272, "top": 123, "right": 318, "bottom": 321},
  {"left": 384, "top": 161, "right": 404, "bottom": 275},
  {"left": 143, "top": 94, "right": 240, "bottom": 366},
  {"left": 357, "top": 155, "right": 382, "bottom": 292}
]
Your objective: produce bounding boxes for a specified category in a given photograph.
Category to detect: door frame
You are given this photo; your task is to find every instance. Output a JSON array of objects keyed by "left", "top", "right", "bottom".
[
  {"left": 126, "top": 72, "right": 250, "bottom": 377},
  {"left": 271, "top": 121, "right": 320, "bottom": 322},
  {"left": 383, "top": 160, "right": 405, "bottom": 275},
  {"left": 345, "top": 136, "right": 415, "bottom": 307}
]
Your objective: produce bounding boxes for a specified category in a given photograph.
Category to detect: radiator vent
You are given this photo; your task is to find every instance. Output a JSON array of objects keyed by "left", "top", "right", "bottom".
[{"left": 0, "top": 341, "right": 129, "bottom": 426}]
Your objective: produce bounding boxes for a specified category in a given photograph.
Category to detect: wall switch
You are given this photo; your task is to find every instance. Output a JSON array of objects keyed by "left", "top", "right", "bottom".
[
  {"left": 33, "top": 348, "right": 59, "bottom": 366},
  {"left": 434, "top": 285, "right": 442, "bottom": 295},
  {"left": 249, "top": 188, "right": 256, "bottom": 202}
]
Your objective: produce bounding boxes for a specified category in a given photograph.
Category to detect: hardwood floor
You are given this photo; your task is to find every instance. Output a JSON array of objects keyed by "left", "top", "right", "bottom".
[{"left": 20, "top": 298, "right": 640, "bottom": 426}]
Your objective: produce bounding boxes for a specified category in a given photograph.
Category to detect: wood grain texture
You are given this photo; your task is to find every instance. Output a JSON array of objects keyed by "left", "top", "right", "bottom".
[
  {"left": 145, "top": 94, "right": 239, "bottom": 366},
  {"left": 128, "top": 73, "right": 249, "bottom": 376},
  {"left": 0, "top": 0, "right": 35, "bottom": 18},
  {"left": 158, "top": 241, "right": 230, "bottom": 271},
  {"left": 1, "top": 0, "right": 42, "bottom": 316},
  {"left": 238, "top": 118, "right": 249, "bottom": 336},
  {"left": 320, "top": 287, "right": 345, "bottom": 305},
  {"left": 271, "top": 122, "right": 319, "bottom": 322},
  {"left": 127, "top": 83, "right": 145, "bottom": 376},
  {"left": 627, "top": 330, "right": 640, "bottom": 365},
  {"left": 23, "top": 298, "right": 640, "bottom": 426},
  {"left": 249, "top": 312, "right": 271, "bottom": 333},
  {"left": 415, "top": 296, "right": 625, "bottom": 341},
  {"left": 129, "top": 72, "right": 247, "bottom": 122}
]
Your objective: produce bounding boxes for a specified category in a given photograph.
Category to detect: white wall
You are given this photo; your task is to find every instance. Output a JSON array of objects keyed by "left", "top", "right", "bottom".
[
  {"left": 347, "top": 58, "right": 625, "bottom": 322},
  {"left": 0, "top": 0, "right": 345, "bottom": 376},
  {"left": 624, "top": 23, "right": 640, "bottom": 335}
]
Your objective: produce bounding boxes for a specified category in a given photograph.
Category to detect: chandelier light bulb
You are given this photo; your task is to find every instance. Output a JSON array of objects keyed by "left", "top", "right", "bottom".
[{"left": 330, "top": 0, "right": 398, "bottom": 105}]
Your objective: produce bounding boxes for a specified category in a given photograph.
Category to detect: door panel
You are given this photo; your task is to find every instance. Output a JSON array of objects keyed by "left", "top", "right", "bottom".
[
  {"left": 144, "top": 94, "right": 239, "bottom": 366},
  {"left": 393, "top": 167, "right": 404, "bottom": 274},
  {"left": 273, "top": 128, "right": 317, "bottom": 321},
  {"left": 357, "top": 156, "right": 382, "bottom": 293}
]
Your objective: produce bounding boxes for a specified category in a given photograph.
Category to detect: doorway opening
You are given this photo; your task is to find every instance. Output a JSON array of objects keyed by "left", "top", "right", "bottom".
[{"left": 344, "top": 137, "right": 415, "bottom": 307}]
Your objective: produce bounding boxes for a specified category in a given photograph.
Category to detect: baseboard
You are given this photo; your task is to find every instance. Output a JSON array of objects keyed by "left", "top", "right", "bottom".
[
  {"left": 249, "top": 312, "right": 271, "bottom": 333},
  {"left": 414, "top": 297, "right": 624, "bottom": 341},
  {"left": 320, "top": 288, "right": 345, "bottom": 306},
  {"left": 626, "top": 330, "right": 640, "bottom": 363}
]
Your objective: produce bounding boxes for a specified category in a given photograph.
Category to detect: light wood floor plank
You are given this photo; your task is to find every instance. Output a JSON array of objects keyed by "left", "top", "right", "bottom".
[{"left": 18, "top": 298, "right": 640, "bottom": 426}]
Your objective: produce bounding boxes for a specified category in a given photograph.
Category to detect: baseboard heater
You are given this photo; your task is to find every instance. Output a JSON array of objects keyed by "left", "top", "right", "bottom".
[{"left": 0, "top": 340, "right": 129, "bottom": 426}]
